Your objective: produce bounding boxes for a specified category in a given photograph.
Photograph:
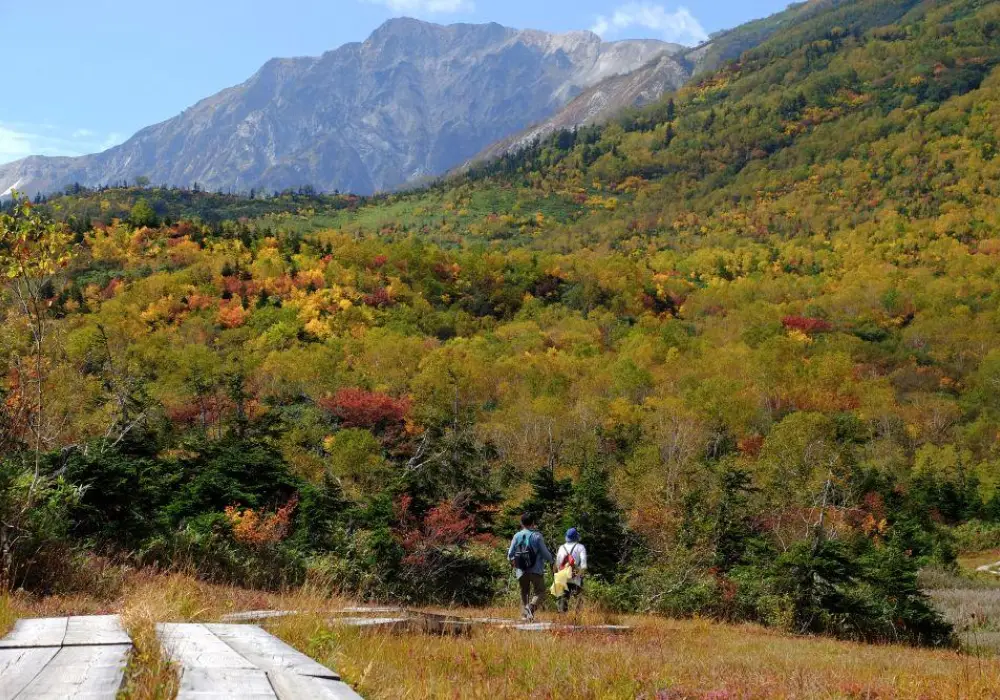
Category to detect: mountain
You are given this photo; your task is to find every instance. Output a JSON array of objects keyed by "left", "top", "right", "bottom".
[
  {"left": 467, "top": 1, "right": 857, "bottom": 168},
  {"left": 471, "top": 51, "right": 690, "bottom": 165},
  {"left": 0, "top": 20, "right": 675, "bottom": 198}
]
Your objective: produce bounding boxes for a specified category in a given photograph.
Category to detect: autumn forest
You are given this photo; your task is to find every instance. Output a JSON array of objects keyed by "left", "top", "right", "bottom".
[{"left": 2, "top": 0, "right": 1000, "bottom": 651}]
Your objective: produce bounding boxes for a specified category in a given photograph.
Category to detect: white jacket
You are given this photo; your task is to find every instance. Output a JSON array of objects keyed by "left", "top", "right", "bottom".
[{"left": 556, "top": 542, "right": 588, "bottom": 585}]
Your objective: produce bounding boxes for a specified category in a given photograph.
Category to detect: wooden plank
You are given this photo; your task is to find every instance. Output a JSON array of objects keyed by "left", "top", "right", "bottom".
[
  {"left": 513, "top": 622, "right": 555, "bottom": 632},
  {"left": 332, "top": 617, "right": 410, "bottom": 631},
  {"left": 334, "top": 606, "right": 404, "bottom": 615},
  {"left": 175, "top": 668, "right": 276, "bottom": 700},
  {"left": 268, "top": 671, "right": 364, "bottom": 700},
  {"left": 219, "top": 611, "right": 299, "bottom": 623},
  {"left": 205, "top": 624, "right": 339, "bottom": 680},
  {"left": 157, "top": 624, "right": 257, "bottom": 670},
  {"left": 16, "top": 644, "right": 130, "bottom": 699},
  {"left": 470, "top": 617, "right": 518, "bottom": 625},
  {"left": 63, "top": 615, "right": 130, "bottom": 647},
  {"left": 0, "top": 647, "right": 59, "bottom": 698},
  {"left": 0, "top": 618, "right": 67, "bottom": 649},
  {"left": 408, "top": 612, "right": 473, "bottom": 637}
]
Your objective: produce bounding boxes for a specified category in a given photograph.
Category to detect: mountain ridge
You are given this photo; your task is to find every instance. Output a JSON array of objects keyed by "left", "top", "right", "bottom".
[{"left": 0, "top": 19, "right": 676, "bottom": 198}]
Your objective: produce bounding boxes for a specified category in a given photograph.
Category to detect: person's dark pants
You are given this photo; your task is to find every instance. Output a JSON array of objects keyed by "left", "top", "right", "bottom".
[
  {"left": 556, "top": 582, "right": 583, "bottom": 613},
  {"left": 518, "top": 573, "right": 546, "bottom": 616}
]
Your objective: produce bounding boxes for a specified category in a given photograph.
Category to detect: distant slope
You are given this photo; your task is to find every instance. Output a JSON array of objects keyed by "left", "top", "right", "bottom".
[
  {"left": 471, "top": 51, "right": 689, "bottom": 164},
  {"left": 0, "top": 20, "right": 669, "bottom": 198},
  {"left": 468, "top": 0, "right": 859, "bottom": 168},
  {"left": 684, "top": 0, "right": 845, "bottom": 74}
]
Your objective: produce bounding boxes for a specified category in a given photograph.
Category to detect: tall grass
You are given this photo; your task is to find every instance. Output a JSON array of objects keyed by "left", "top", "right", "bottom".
[
  {"left": 0, "top": 569, "right": 993, "bottom": 699},
  {"left": 263, "top": 602, "right": 1000, "bottom": 699}
]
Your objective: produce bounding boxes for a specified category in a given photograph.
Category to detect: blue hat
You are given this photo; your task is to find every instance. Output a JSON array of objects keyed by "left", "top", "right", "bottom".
[{"left": 566, "top": 528, "right": 579, "bottom": 542}]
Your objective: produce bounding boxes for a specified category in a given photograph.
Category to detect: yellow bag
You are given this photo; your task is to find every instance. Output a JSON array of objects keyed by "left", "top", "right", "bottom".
[{"left": 550, "top": 566, "right": 572, "bottom": 597}]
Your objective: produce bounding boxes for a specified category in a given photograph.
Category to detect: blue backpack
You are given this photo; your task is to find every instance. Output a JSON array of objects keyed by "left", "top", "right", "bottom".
[{"left": 512, "top": 531, "right": 537, "bottom": 571}]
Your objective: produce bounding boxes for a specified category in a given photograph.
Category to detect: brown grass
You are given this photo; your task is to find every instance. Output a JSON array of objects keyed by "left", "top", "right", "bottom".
[
  {"left": 232, "top": 595, "right": 1000, "bottom": 700},
  {"left": 958, "top": 550, "right": 1000, "bottom": 571},
  {"left": 264, "top": 608, "right": 1000, "bottom": 699},
  {"left": 926, "top": 554, "right": 1000, "bottom": 657},
  {"left": 0, "top": 570, "right": 996, "bottom": 699}
]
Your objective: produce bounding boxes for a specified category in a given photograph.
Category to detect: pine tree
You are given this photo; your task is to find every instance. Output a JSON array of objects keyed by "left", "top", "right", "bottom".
[
  {"left": 512, "top": 465, "right": 572, "bottom": 542},
  {"left": 562, "top": 463, "right": 628, "bottom": 580}
]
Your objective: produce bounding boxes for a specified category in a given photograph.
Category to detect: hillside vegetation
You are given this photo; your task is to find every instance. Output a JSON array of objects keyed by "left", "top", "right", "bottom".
[{"left": 3, "top": 0, "right": 1000, "bottom": 653}]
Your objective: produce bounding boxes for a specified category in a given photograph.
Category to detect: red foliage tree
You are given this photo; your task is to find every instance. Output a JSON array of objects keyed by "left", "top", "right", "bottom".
[
  {"left": 362, "top": 287, "right": 393, "bottom": 308},
  {"left": 319, "top": 388, "right": 409, "bottom": 429},
  {"left": 782, "top": 315, "right": 833, "bottom": 334},
  {"left": 395, "top": 495, "right": 477, "bottom": 566}
]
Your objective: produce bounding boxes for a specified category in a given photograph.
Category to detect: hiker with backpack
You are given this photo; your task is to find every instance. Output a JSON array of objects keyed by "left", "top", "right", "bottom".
[
  {"left": 507, "top": 512, "right": 554, "bottom": 621},
  {"left": 555, "top": 528, "right": 588, "bottom": 613}
]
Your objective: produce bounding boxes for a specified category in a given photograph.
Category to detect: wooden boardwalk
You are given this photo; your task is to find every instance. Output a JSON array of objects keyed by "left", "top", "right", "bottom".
[
  {"left": 157, "top": 622, "right": 362, "bottom": 699},
  {"left": 221, "top": 608, "right": 632, "bottom": 637},
  {"left": 0, "top": 615, "right": 131, "bottom": 699}
]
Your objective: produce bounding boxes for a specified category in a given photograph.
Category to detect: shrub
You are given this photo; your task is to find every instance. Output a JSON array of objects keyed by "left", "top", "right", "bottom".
[
  {"left": 139, "top": 516, "right": 306, "bottom": 590},
  {"left": 305, "top": 527, "right": 405, "bottom": 601},
  {"left": 225, "top": 496, "right": 298, "bottom": 546},
  {"left": 394, "top": 496, "right": 501, "bottom": 605},
  {"left": 0, "top": 458, "right": 82, "bottom": 590},
  {"left": 748, "top": 538, "right": 954, "bottom": 646},
  {"left": 950, "top": 519, "right": 1000, "bottom": 553}
]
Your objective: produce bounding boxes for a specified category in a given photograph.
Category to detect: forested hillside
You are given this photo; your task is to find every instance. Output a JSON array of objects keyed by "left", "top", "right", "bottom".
[{"left": 2, "top": 0, "right": 1000, "bottom": 648}]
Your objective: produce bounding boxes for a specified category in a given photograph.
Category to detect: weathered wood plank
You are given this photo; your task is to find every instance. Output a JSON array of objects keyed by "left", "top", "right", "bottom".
[
  {"left": 267, "top": 671, "right": 364, "bottom": 700},
  {"left": 157, "top": 623, "right": 257, "bottom": 670},
  {"left": 175, "top": 668, "right": 276, "bottom": 700},
  {"left": 0, "top": 647, "right": 59, "bottom": 698},
  {"left": 335, "top": 606, "right": 404, "bottom": 615},
  {"left": 469, "top": 617, "right": 517, "bottom": 625},
  {"left": 0, "top": 618, "right": 68, "bottom": 649},
  {"left": 16, "top": 644, "right": 130, "bottom": 699},
  {"left": 512, "top": 622, "right": 555, "bottom": 632},
  {"left": 205, "top": 624, "right": 339, "bottom": 679},
  {"left": 331, "top": 617, "right": 410, "bottom": 631},
  {"left": 219, "top": 611, "right": 299, "bottom": 623},
  {"left": 407, "top": 612, "right": 473, "bottom": 637},
  {"left": 63, "top": 615, "right": 130, "bottom": 647}
]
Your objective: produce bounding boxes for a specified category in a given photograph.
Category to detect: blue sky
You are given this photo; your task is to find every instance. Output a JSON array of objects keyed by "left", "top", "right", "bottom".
[{"left": 0, "top": 0, "right": 791, "bottom": 165}]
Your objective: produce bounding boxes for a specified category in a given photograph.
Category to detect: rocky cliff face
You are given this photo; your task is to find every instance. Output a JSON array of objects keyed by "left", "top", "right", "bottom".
[{"left": 0, "top": 19, "right": 674, "bottom": 197}]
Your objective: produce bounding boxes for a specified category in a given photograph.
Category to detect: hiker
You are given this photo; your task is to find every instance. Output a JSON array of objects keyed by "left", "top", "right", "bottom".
[
  {"left": 507, "top": 512, "right": 554, "bottom": 621},
  {"left": 555, "top": 527, "right": 588, "bottom": 613}
]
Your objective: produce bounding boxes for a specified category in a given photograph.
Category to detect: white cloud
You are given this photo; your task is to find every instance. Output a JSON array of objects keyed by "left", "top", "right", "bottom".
[
  {"left": 365, "top": 0, "right": 473, "bottom": 13},
  {"left": 0, "top": 123, "right": 126, "bottom": 166},
  {"left": 592, "top": 3, "right": 708, "bottom": 46}
]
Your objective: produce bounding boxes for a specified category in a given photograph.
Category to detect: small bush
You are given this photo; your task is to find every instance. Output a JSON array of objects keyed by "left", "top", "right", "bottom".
[
  {"left": 139, "top": 519, "right": 306, "bottom": 590},
  {"left": 0, "top": 458, "right": 82, "bottom": 591},
  {"left": 951, "top": 520, "right": 1000, "bottom": 553}
]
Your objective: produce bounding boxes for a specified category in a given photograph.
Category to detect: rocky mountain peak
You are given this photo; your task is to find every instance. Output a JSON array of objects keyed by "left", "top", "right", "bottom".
[{"left": 0, "top": 19, "right": 679, "bottom": 198}]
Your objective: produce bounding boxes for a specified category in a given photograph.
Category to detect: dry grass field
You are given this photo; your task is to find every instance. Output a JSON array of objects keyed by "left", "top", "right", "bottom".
[{"left": 0, "top": 572, "right": 997, "bottom": 699}]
